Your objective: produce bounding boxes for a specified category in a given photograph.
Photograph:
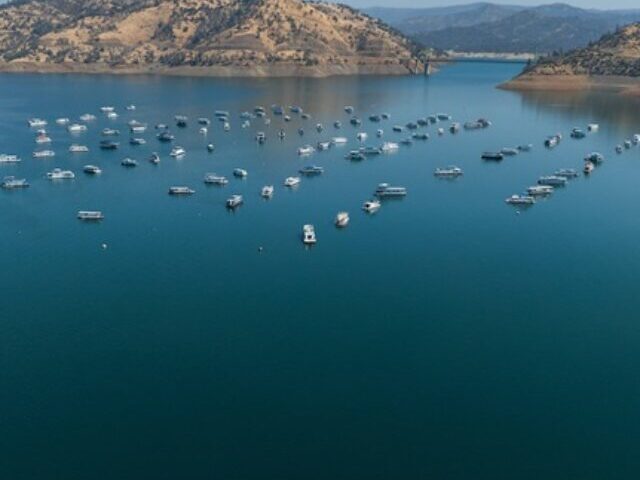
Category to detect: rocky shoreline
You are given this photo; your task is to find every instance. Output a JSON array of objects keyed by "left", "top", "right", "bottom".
[
  {"left": 0, "top": 61, "right": 421, "bottom": 78},
  {"left": 500, "top": 74, "right": 640, "bottom": 97}
]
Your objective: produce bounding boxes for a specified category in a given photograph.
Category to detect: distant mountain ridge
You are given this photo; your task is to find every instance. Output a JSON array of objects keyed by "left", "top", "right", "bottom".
[{"left": 365, "top": 2, "right": 640, "bottom": 54}]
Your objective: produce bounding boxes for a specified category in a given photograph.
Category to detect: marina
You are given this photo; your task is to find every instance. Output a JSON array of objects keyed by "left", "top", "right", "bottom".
[{"left": 3, "top": 63, "right": 640, "bottom": 480}]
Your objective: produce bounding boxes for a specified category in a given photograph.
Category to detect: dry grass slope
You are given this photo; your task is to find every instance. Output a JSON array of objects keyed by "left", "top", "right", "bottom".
[{"left": 0, "top": 0, "right": 423, "bottom": 76}]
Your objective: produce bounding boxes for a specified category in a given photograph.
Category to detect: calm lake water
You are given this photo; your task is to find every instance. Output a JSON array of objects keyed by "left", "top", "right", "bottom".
[{"left": 2, "top": 63, "right": 640, "bottom": 479}]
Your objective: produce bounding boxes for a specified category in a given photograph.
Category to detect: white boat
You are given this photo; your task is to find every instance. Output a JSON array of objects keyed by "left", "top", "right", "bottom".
[
  {"left": 102, "top": 128, "right": 119, "bottom": 136},
  {"left": 107, "top": 112, "right": 118, "bottom": 119},
  {"left": 527, "top": 185, "right": 553, "bottom": 196},
  {"left": 261, "top": 185, "right": 274, "bottom": 198},
  {"left": 588, "top": 123, "right": 599, "bottom": 132},
  {"left": 169, "top": 186, "right": 195, "bottom": 195},
  {"left": 362, "top": 200, "right": 381, "bottom": 213},
  {"left": 375, "top": 183, "right": 407, "bottom": 197},
  {"left": 331, "top": 137, "right": 348, "bottom": 145},
  {"left": 501, "top": 147, "right": 519, "bottom": 156},
  {"left": 204, "top": 173, "right": 229, "bottom": 185},
  {"left": 335, "top": 212, "right": 349, "bottom": 228},
  {"left": 55, "top": 117, "right": 70, "bottom": 125},
  {"left": 299, "top": 165, "right": 323, "bottom": 176},
  {"left": 505, "top": 194, "right": 535, "bottom": 205},
  {"left": 297, "top": 145, "right": 315, "bottom": 156},
  {"left": 0, "top": 154, "right": 21, "bottom": 163},
  {"left": 69, "top": 144, "right": 89, "bottom": 153},
  {"left": 35, "top": 134, "right": 51, "bottom": 144},
  {"left": 170, "top": 146, "right": 186, "bottom": 157},
  {"left": 79, "top": 114, "right": 96, "bottom": 122},
  {"left": 284, "top": 176, "right": 301, "bottom": 187},
  {"left": 356, "top": 132, "right": 368, "bottom": 142},
  {"left": 121, "top": 158, "right": 137, "bottom": 167},
  {"left": 126, "top": 105, "right": 136, "bottom": 111},
  {"left": 376, "top": 129, "right": 384, "bottom": 137},
  {"left": 100, "top": 106, "right": 115, "bottom": 113},
  {"left": 1, "top": 176, "right": 29, "bottom": 189},
  {"left": 77, "top": 210, "right": 104, "bottom": 221},
  {"left": 224, "top": 122, "right": 231, "bottom": 131},
  {"left": 68, "top": 123, "right": 87, "bottom": 133},
  {"left": 28, "top": 118, "right": 47, "bottom": 128},
  {"left": 233, "top": 168, "right": 248, "bottom": 178},
  {"left": 434, "top": 166, "right": 463, "bottom": 177},
  {"left": 584, "top": 161, "right": 595, "bottom": 174},
  {"left": 538, "top": 176, "right": 567, "bottom": 187},
  {"left": 33, "top": 150, "right": 55, "bottom": 158},
  {"left": 46, "top": 168, "right": 75, "bottom": 180},
  {"left": 199, "top": 127, "right": 208, "bottom": 135},
  {"left": 317, "top": 141, "right": 331, "bottom": 151},
  {"left": 130, "top": 125, "right": 147, "bottom": 133},
  {"left": 226, "top": 194, "right": 243, "bottom": 208},
  {"left": 83, "top": 165, "right": 102, "bottom": 175},
  {"left": 585, "top": 152, "right": 604, "bottom": 164},
  {"left": 544, "top": 135, "right": 561, "bottom": 148},
  {"left": 302, "top": 224, "right": 317, "bottom": 244},
  {"left": 381, "top": 142, "right": 399, "bottom": 152},
  {"left": 344, "top": 106, "right": 354, "bottom": 114},
  {"left": 149, "top": 153, "right": 160, "bottom": 164},
  {"left": 554, "top": 168, "right": 579, "bottom": 179}
]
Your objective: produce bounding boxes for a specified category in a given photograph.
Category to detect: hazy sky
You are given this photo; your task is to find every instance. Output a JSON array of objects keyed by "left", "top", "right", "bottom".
[{"left": 347, "top": 0, "right": 640, "bottom": 9}]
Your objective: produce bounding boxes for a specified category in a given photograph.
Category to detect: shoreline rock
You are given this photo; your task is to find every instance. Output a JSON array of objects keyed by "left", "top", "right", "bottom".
[
  {"left": 0, "top": 61, "right": 420, "bottom": 78},
  {"left": 500, "top": 73, "right": 640, "bottom": 96}
]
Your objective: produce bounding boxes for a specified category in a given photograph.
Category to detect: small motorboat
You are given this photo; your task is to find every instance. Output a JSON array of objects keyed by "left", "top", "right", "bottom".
[
  {"left": 170, "top": 146, "right": 186, "bottom": 157},
  {"left": 335, "top": 212, "right": 349, "bottom": 228},
  {"left": 526, "top": 185, "right": 553, "bottom": 196},
  {"left": 226, "top": 195, "right": 243, "bottom": 209},
  {"left": 584, "top": 161, "right": 595, "bottom": 174},
  {"left": 261, "top": 185, "right": 274, "bottom": 198},
  {"left": 362, "top": 200, "right": 381, "bottom": 213},
  {"left": 298, "top": 145, "right": 315, "bottom": 156},
  {"left": 1, "top": 176, "right": 29, "bottom": 189},
  {"left": 284, "top": 176, "right": 301, "bottom": 187},
  {"left": 168, "top": 186, "right": 195, "bottom": 195},
  {"left": 77, "top": 211, "right": 104, "bottom": 221},
  {"left": 538, "top": 176, "right": 567, "bottom": 187},
  {"left": 204, "top": 173, "right": 228, "bottom": 185},
  {"left": 121, "top": 158, "right": 137, "bottom": 167},
  {"left": 83, "top": 165, "right": 102, "bottom": 175},
  {"left": 434, "top": 166, "right": 463, "bottom": 177},
  {"left": 302, "top": 224, "right": 317, "bottom": 244},
  {"left": 46, "top": 168, "right": 75, "bottom": 180},
  {"left": 505, "top": 194, "right": 535, "bottom": 205},
  {"left": 481, "top": 152, "right": 504, "bottom": 161},
  {"left": 299, "top": 165, "right": 323, "bottom": 176}
]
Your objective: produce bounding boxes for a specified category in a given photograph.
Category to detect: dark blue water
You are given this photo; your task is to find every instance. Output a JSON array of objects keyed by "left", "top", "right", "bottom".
[{"left": 2, "top": 63, "right": 640, "bottom": 479}]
